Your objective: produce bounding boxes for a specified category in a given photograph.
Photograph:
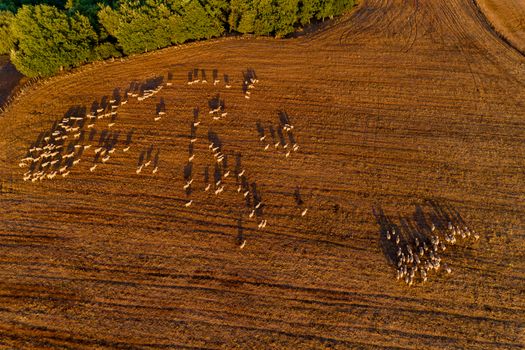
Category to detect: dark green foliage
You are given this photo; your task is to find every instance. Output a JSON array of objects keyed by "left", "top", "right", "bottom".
[
  {"left": 10, "top": 4, "right": 96, "bottom": 77},
  {"left": 3, "top": 0, "right": 356, "bottom": 77},
  {"left": 91, "top": 41, "right": 122, "bottom": 60}
]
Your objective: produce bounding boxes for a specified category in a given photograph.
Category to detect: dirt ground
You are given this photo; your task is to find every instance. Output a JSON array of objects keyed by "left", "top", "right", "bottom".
[
  {"left": 476, "top": 0, "right": 525, "bottom": 54},
  {"left": 0, "top": 0, "right": 524, "bottom": 348}
]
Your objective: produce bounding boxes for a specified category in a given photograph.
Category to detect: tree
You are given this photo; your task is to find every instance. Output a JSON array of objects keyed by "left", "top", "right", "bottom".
[
  {"left": 171, "top": 0, "right": 224, "bottom": 44},
  {"left": 0, "top": 11, "right": 15, "bottom": 54},
  {"left": 98, "top": 0, "right": 175, "bottom": 55},
  {"left": 10, "top": 4, "right": 96, "bottom": 77},
  {"left": 298, "top": 0, "right": 320, "bottom": 26}
]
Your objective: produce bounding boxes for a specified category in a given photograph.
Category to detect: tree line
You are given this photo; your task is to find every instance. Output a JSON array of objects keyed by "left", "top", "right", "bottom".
[{"left": 0, "top": 0, "right": 355, "bottom": 78}]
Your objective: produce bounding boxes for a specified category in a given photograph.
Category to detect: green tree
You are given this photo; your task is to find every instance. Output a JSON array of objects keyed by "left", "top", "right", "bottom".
[
  {"left": 0, "top": 11, "right": 15, "bottom": 54},
  {"left": 98, "top": 0, "right": 175, "bottom": 54},
  {"left": 171, "top": 0, "right": 224, "bottom": 43},
  {"left": 10, "top": 4, "right": 96, "bottom": 77},
  {"left": 298, "top": 0, "right": 320, "bottom": 26},
  {"left": 272, "top": 0, "right": 300, "bottom": 37}
]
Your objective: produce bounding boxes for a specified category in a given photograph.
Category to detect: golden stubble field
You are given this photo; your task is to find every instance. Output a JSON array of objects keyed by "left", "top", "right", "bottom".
[{"left": 0, "top": 0, "right": 524, "bottom": 348}]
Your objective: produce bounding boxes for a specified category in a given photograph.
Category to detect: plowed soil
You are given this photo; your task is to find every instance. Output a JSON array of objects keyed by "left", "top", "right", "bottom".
[{"left": 0, "top": 0, "right": 524, "bottom": 349}]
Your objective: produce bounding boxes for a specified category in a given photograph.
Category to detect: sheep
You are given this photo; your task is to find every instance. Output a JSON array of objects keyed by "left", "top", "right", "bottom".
[
  {"left": 255, "top": 202, "right": 262, "bottom": 209},
  {"left": 185, "top": 200, "right": 193, "bottom": 207},
  {"left": 239, "top": 240, "right": 246, "bottom": 249},
  {"left": 214, "top": 186, "right": 224, "bottom": 195},
  {"left": 188, "top": 155, "right": 195, "bottom": 162},
  {"left": 190, "top": 138, "right": 197, "bottom": 143},
  {"left": 61, "top": 171, "right": 70, "bottom": 178},
  {"left": 183, "top": 179, "right": 193, "bottom": 190},
  {"left": 102, "top": 155, "right": 110, "bottom": 163},
  {"left": 225, "top": 84, "right": 231, "bottom": 89},
  {"left": 123, "top": 146, "right": 130, "bottom": 152},
  {"left": 223, "top": 171, "right": 230, "bottom": 178},
  {"left": 108, "top": 148, "right": 116, "bottom": 154},
  {"left": 90, "top": 164, "right": 97, "bottom": 172},
  {"left": 249, "top": 210, "right": 255, "bottom": 218},
  {"left": 108, "top": 123, "right": 115, "bottom": 128},
  {"left": 59, "top": 166, "right": 68, "bottom": 173},
  {"left": 158, "top": 111, "right": 166, "bottom": 116},
  {"left": 264, "top": 144, "right": 270, "bottom": 150},
  {"left": 244, "top": 95, "right": 250, "bottom": 99},
  {"left": 154, "top": 116, "right": 162, "bottom": 122},
  {"left": 205, "top": 184, "right": 211, "bottom": 191},
  {"left": 285, "top": 151, "right": 291, "bottom": 158},
  {"left": 301, "top": 208, "right": 308, "bottom": 216},
  {"left": 238, "top": 170, "right": 245, "bottom": 177},
  {"left": 243, "top": 190, "right": 250, "bottom": 198},
  {"left": 193, "top": 121, "right": 201, "bottom": 127},
  {"left": 221, "top": 112, "right": 228, "bottom": 117},
  {"left": 144, "top": 160, "right": 151, "bottom": 167},
  {"left": 73, "top": 159, "right": 80, "bottom": 165},
  {"left": 136, "top": 165, "right": 143, "bottom": 174}
]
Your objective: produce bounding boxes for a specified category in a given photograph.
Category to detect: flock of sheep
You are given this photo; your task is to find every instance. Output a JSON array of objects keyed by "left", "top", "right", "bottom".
[
  {"left": 384, "top": 207, "right": 479, "bottom": 286},
  {"left": 18, "top": 68, "right": 479, "bottom": 282},
  {"left": 19, "top": 68, "right": 305, "bottom": 247}
]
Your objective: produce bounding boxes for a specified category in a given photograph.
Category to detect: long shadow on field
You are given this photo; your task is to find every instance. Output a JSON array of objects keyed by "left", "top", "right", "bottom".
[
  {"left": 207, "top": 131, "right": 223, "bottom": 150},
  {"left": 373, "top": 199, "right": 479, "bottom": 284},
  {"left": 208, "top": 94, "right": 224, "bottom": 111}
]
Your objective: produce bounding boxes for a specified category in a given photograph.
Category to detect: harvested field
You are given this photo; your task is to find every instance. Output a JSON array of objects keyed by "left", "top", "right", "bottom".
[
  {"left": 476, "top": 0, "right": 525, "bottom": 54},
  {"left": 0, "top": 0, "right": 524, "bottom": 349}
]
